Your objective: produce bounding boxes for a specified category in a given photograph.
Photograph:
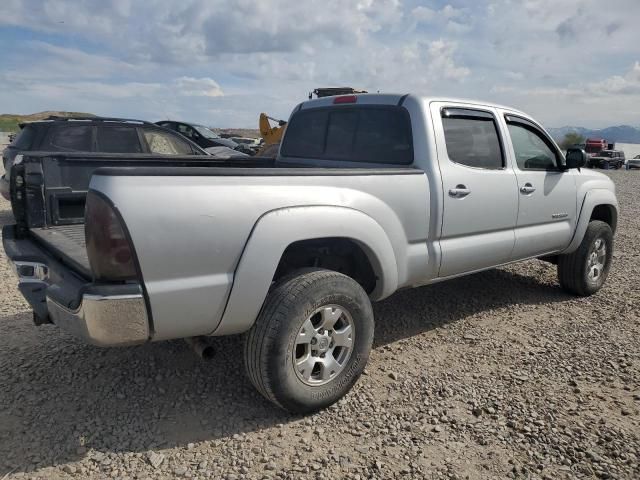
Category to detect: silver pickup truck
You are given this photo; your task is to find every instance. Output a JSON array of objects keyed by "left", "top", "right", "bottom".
[{"left": 4, "top": 94, "right": 618, "bottom": 413}]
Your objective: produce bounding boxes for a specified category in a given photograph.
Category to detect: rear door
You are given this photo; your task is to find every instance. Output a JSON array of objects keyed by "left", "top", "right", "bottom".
[
  {"left": 501, "top": 113, "right": 577, "bottom": 258},
  {"left": 431, "top": 103, "right": 518, "bottom": 277}
]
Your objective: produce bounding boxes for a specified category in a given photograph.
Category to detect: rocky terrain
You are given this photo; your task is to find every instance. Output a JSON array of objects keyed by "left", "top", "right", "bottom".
[{"left": 0, "top": 171, "right": 638, "bottom": 479}]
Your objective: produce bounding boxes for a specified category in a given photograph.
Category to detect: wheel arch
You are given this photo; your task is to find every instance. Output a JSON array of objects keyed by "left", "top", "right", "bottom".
[
  {"left": 212, "top": 206, "right": 399, "bottom": 336},
  {"left": 562, "top": 189, "right": 618, "bottom": 254}
]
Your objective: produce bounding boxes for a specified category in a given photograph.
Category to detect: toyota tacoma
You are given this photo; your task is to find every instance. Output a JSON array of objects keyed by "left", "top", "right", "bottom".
[{"left": 3, "top": 94, "right": 618, "bottom": 413}]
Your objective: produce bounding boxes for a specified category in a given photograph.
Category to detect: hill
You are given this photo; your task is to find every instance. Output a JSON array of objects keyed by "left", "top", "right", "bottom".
[
  {"left": 548, "top": 125, "right": 640, "bottom": 144},
  {"left": 0, "top": 111, "right": 95, "bottom": 132}
]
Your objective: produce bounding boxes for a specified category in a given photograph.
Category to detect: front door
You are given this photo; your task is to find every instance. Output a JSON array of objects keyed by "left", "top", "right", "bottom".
[
  {"left": 502, "top": 113, "right": 578, "bottom": 259},
  {"left": 432, "top": 104, "right": 519, "bottom": 277}
]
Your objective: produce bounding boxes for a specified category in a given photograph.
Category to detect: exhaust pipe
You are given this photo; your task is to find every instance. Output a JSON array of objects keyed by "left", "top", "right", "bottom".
[{"left": 184, "top": 336, "right": 215, "bottom": 360}]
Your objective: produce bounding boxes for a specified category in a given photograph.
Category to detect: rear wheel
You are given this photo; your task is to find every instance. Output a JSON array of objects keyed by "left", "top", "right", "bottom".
[
  {"left": 244, "top": 269, "right": 374, "bottom": 413},
  {"left": 557, "top": 220, "right": 613, "bottom": 296}
]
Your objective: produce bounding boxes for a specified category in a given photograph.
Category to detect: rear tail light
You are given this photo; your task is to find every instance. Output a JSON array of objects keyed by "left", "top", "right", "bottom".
[
  {"left": 85, "top": 191, "right": 137, "bottom": 281},
  {"left": 333, "top": 95, "right": 358, "bottom": 104}
]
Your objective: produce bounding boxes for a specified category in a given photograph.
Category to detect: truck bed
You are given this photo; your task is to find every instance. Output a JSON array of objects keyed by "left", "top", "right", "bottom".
[{"left": 30, "top": 224, "right": 90, "bottom": 278}]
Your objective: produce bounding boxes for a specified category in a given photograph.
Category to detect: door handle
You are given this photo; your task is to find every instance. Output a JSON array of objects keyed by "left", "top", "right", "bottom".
[
  {"left": 448, "top": 185, "right": 471, "bottom": 198},
  {"left": 520, "top": 183, "right": 536, "bottom": 194}
]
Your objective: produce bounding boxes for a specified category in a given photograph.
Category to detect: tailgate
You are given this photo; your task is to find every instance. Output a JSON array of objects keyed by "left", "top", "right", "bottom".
[{"left": 29, "top": 224, "right": 91, "bottom": 278}]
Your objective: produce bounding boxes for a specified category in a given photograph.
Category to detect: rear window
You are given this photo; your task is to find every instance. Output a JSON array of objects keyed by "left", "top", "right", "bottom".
[
  {"left": 281, "top": 106, "right": 413, "bottom": 164},
  {"left": 11, "top": 125, "right": 37, "bottom": 150},
  {"left": 97, "top": 126, "right": 142, "bottom": 153},
  {"left": 44, "top": 125, "right": 93, "bottom": 152}
]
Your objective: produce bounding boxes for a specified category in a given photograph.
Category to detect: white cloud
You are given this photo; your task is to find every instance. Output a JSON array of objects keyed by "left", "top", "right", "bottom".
[
  {"left": 411, "top": 6, "right": 436, "bottom": 22},
  {"left": 590, "top": 62, "right": 640, "bottom": 95},
  {"left": 410, "top": 4, "right": 470, "bottom": 32},
  {"left": 175, "top": 77, "right": 224, "bottom": 97},
  {"left": 1, "top": 0, "right": 639, "bottom": 127},
  {"left": 427, "top": 40, "right": 470, "bottom": 81}
]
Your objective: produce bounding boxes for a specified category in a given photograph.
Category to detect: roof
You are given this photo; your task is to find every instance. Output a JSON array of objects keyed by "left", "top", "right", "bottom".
[
  {"left": 299, "top": 93, "right": 529, "bottom": 117},
  {"left": 20, "top": 116, "right": 153, "bottom": 128}
]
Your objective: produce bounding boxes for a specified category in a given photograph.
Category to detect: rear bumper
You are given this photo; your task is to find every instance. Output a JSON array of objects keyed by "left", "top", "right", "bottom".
[
  {"left": 46, "top": 292, "right": 149, "bottom": 347},
  {"left": 3, "top": 225, "right": 150, "bottom": 346}
]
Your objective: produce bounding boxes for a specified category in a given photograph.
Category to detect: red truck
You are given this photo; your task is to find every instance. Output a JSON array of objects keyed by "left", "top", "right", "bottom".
[{"left": 585, "top": 138, "right": 608, "bottom": 156}]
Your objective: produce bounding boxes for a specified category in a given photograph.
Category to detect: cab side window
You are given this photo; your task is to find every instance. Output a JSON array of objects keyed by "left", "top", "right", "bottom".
[
  {"left": 507, "top": 122, "right": 559, "bottom": 170},
  {"left": 143, "top": 129, "right": 193, "bottom": 155},
  {"left": 44, "top": 125, "right": 93, "bottom": 152},
  {"left": 177, "top": 124, "right": 196, "bottom": 139},
  {"left": 441, "top": 109, "right": 503, "bottom": 169},
  {"left": 97, "top": 126, "right": 142, "bottom": 153}
]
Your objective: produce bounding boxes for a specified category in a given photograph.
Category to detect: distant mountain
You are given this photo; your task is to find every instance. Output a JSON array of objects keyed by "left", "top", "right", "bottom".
[
  {"left": 548, "top": 125, "right": 640, "bottom": 144},
  {"left": 0, "top": 111, "right": 94, "bottom": 132}
]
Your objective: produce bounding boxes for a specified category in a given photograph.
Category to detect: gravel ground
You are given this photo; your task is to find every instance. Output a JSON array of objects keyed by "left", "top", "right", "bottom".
[{"left": 0, "top": 171, "right": 638, "bottom": 480}]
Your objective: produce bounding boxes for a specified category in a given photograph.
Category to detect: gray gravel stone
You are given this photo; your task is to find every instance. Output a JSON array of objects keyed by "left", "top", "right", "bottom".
[{"left": 0, "top": 171, "right": 639, "bottom": 479}]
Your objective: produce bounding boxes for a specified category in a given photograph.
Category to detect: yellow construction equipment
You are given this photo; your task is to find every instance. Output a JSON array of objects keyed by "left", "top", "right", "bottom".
[{"left": 256, "top": 113, "right": 287, "bottom": 157}]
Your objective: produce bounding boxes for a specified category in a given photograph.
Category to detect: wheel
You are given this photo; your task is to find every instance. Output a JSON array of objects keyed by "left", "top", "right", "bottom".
[
  {"left": 557, "top": 220, "right": 613, "bottom": 296},
  {"left": 244, "top": 268, "right": 374, "bottom": 413}
]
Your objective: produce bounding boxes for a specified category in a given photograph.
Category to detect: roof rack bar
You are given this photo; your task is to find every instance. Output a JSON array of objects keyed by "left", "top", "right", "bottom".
[{"left": 44, "top": 115, "right": 154, "bottom": 125}]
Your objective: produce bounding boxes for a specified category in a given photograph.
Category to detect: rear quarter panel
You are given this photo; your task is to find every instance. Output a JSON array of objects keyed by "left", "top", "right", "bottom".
[{"left": 89, "top": 170, "right": 430, "bottom": 340}]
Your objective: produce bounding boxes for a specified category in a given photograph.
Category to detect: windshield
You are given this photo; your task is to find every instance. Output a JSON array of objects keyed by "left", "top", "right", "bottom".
[
  {"left": 585, "top": 144, "right": 602, "bottom": 153},
  {"left": 598, "top": 151, "right": 614, "bottom": 157},
  {"left": 194, "top": 126, "right": 220, "bottom": 139}
]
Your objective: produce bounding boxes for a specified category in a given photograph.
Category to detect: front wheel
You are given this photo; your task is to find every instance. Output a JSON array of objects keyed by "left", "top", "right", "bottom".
[
  {"left": 557, "top": 220, "right": 613, "bottom": 296},
  {"left": 244, "top": 269, "right": 374, "bottom": 413}
]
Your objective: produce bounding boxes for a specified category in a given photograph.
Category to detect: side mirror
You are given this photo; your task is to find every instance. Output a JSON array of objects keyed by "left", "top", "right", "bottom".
[{"left": 565, "top": 148, "right": 586, "bottom": 170}]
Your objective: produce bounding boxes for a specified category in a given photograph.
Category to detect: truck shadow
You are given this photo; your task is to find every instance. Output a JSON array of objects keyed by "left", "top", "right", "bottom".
[
  {"left": 372, "top": 264, "right": 571, "bottom": 348},
  {"left": 0, "top": 265, "right": 572, "bottom": 475}
]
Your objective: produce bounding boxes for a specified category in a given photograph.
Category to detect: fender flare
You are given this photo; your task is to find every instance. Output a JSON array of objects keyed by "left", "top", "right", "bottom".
[
  {"left": 562, "top": 188, "right": 618, "bottom": 254},
  {"left": 212, "top": 205, "right": 398, "bottom": 335}
]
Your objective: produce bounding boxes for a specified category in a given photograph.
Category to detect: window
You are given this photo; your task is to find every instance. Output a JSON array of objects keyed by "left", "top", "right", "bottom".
[
  {"left": 325, "top": 110, "right": 357, "bottom": 159},
  {"left": 177, "top": 124, "right": 197, "bottom": 139},
  {"left": 507, "top": 123, "right": 558, "bottom": 170},
  {"left": 96, "top": 126, "right": 142, "bottom": 153},
  {"left": 142, "top": 129, "right": 192, "bottom": 155},
  {"left": 281, "top": 106, "right": 413, "bottom": 164},
  {"left": 11, "top": 125, "right": 36, "bottom": 150},
  {"left": 44, "top": 125, "right": 93, "bottom": 152},
  {"left": 442, "top": 113, "right": 503, "bottom": 169}
]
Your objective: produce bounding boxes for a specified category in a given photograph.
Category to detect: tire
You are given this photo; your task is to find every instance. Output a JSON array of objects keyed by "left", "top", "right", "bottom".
[
  {"left": 557, "top": 220, "right": 613, "bottom": 296},
  {"left": 244, "top": 268, "right": 374, "bottom": 413}
]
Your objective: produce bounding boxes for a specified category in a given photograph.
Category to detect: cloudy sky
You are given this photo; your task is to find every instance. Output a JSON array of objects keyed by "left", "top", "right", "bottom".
[{"left": 1, "top": 0, "right": 639, "bottom": 128}]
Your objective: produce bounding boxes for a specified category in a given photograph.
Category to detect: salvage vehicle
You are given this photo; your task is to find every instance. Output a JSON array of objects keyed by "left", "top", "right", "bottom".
[
  {"left": 1, "top": 116, "right": 209, "bottom": 200},
  {"left": 4, "top": 94, "right": 619, "bottom": 413},
  {"left": 585, "top": 138, "right": 608, "bottom": 156},
  {"left": 155, "top": 121, "right": 242, "bottom": 151},
  {"left": 587, "top": 149, "right": 625, "bottom": 169}
]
